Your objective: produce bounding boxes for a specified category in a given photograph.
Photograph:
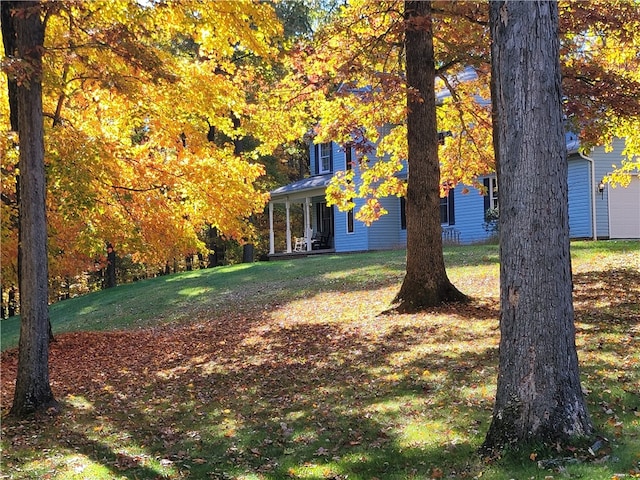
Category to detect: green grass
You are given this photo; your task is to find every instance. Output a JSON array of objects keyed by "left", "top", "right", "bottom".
[
  {"left": 2, "top": 249, "right": 410, "bottom": 352},
  {"left": 2, "top": 245, "right": 501, "bottom": 352},
  {"left": 1, "top": 241, "right": 639, "bottom": 480}
]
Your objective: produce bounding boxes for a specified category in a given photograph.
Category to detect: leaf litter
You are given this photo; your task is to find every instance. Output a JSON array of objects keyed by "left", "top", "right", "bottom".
[{"left": 1, "top": 247, "right": 639, "bottom": 479}]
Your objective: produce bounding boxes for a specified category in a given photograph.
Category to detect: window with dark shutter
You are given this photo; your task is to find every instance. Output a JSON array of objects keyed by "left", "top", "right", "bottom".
[
  {"left": 440, "top": 196, "right": 448, "bottom": 224},
  {"left": 347, "top": 208, "right": 354, "bottom": 233},
  {"left": 484, "top": 177, "right": 499, "bottom": 211},
  {"left": 318, "top": 143, "right": 332, "bottom": 174}
]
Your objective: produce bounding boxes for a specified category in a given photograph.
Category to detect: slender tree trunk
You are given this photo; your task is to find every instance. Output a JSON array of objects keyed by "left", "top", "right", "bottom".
[
  {"left": 392, "top": 0, "right": 466, "bottom": 313},
  {"left": 105, "top": 243, "right": 116, "bottom": 288},
  {"left": 242, "top": 244, "right": 254, "bottom": 263},
  {"left": 10, "top": 0, "right": 58, "bottom": 417},
  {"left": 482, "top": 0, "right": 592, "bottom": 453}
]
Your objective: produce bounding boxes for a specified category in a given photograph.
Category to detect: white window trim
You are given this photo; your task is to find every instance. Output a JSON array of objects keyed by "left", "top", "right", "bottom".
[
  {"left": 319, "top": 143, "right": 332, "bottom": 174},
  {"left": 488, "top": 176, "right": 498, "bottom": 209}
]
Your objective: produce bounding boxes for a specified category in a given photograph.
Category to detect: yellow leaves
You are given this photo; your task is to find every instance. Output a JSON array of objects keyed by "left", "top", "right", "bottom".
[
  {"left": 326, "top": 171, "right": 356, "bottom": 211},
  {"left": 261, "top": 1, "right": 496, "bottom": 230},
  {"left": 191, "top": 1, "right": 282, "bottom": 60},
  {"left": 378, "top": 124, "right": 408, "bottom": 163},
  {"left": 356, "top": 198, "right": 388, "bottom": 226},
  {"left": 3, "top": 0, "right": 285, "bottom": 279},
  {"left": 327, "top": 152, "right": 406, "bottom": 225}
]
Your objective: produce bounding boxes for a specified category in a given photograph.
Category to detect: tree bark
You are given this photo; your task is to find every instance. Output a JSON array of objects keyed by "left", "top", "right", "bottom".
[
  {"left": 242, "top": 244, "right": 254, "bottom": 263},
  {"left": 10, "top": 1, "right": 57, "bottom": 417},
  {"left": 1, "top": 1, "right": 19, "bottom": 131},
  {"left": 392, "top": 1, "right": 466, "bottom": 313},
  {"left": 105, "top": 243, "right": 116, "bottom": 288},
  {"left": 482, "top": 0, "right": 592, "bottom": 453}
]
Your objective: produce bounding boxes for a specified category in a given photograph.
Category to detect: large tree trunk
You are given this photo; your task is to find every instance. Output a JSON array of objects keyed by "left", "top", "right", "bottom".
[
  {"left": 392, "top": 1, "right": 466, "bottom": 313},
  {"left": 482, "top": 0, "right": 592, "bottom": 452},
  {"left": 9, "top": 1, "right": 58, "bottom": 417}
]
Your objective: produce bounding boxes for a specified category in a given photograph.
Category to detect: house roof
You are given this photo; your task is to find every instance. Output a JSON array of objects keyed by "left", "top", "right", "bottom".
[
  {"left": 566, "top": 131, "right": 580, "bottom": 155},
  {"left": 269, "top": 173, "right": 334, "bottom": 202},
  {"left": 435, "top": 66, "right": 488, "bottom": 105}
]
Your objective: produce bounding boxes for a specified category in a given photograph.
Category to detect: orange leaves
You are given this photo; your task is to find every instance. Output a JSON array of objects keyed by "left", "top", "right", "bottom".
[
  {"left": 0, "top": 0, "right": 286, "bottom": 280},
  {"left": 557, "top": 1, "right": 640, "bottom": 171},
  {"left": 430, "top": 467, "right": 444, "bottom": 479}
]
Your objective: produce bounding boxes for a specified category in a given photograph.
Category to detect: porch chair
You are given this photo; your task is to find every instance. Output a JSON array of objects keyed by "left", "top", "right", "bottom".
[
  {"left": 293, "top": 237, "right": 307, "bottom": 252},
  {"left": 311, "top": 233, "right": 330, "bottom": 250}
]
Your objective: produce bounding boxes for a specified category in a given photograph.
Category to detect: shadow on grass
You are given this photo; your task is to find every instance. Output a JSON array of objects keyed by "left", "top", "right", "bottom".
[
  {"left": 3, "top": 300, "right": 500, "bottom": 479},
  {"left": 3, "top": 247, "right": 639, "bottom": 479},
  {"left": 1, "top": 250, "right": 408, "bottom": 352}
]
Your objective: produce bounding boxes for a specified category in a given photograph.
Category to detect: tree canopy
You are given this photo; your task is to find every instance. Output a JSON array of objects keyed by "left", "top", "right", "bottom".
[
  {"left": 258, "top": 0, "right": 639, "bottom": 222},
  {"left": 2, "top": 0, "right": 639, "bottom": 292},
  {"left": 1, "top": 0, "right": 283, "bottom": 289}
]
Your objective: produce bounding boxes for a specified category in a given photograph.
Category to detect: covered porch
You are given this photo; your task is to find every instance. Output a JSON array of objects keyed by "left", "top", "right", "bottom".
[{"left": 268, "top": 174, "right": 335, "bottom": 256}]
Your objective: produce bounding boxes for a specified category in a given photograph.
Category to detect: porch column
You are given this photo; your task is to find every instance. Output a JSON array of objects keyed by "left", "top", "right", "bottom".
[
  {"left": 285, "top": 200, "right": 292, "bottom": 253},
  {"left": 305, "top": 196, "right": 313, "bottom": 251},
  {"left": 269, "top": 202, "right": 275, "bottom": 254}
]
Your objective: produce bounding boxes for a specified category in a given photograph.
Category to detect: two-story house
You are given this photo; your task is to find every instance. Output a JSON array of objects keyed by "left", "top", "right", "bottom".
[{"left": 267, "top": 133, "right": 639, "bottom": 256}]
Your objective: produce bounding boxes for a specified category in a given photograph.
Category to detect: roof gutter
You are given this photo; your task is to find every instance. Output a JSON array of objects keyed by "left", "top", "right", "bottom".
[{"left": 579, "top": 151, "right": 598, "bottom": 241}]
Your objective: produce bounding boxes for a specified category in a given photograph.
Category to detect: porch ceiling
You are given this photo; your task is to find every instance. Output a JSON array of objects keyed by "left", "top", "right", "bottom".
[{"left": 269, "top": 173, "right": 333, "bottom": 203}]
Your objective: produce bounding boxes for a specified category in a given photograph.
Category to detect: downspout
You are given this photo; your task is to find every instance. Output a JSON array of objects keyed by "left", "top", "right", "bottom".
[{"left": 579, "top": 151, "right": 598, "bottom": 241}]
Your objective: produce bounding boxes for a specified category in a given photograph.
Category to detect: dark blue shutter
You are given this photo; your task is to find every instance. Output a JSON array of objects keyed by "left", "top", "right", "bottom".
[
  {"left": 314, "top": 144, "right": 320, "bottom": 175},
  {"left": 448, "top": 189, "right": 455, "bottom": 225},
  {"left": 483, "top": 178, "right": 491, "bottom": 212},
  {"left": 329, "top": 143, "right": 334, "bottom": 172}
]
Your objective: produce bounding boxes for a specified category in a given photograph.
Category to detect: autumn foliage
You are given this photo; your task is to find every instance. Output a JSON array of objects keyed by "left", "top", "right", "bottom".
[
  {"left": 258, "top": 0, "right": 639, "bottom": 223},
  {"left": 2, "top": 0, "right": 639, "bottom": 294},
  {"left": 1, "top": 0, "right": 283, "bottom": 290}
]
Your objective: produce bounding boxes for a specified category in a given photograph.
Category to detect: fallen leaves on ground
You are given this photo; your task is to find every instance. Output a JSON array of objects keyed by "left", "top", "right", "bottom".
[{"left": 1, "top": 258, "right": 639, "bottom": 479}]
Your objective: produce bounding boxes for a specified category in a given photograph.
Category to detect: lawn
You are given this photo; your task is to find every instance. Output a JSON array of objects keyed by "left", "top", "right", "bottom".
[{"left": 1, "top": 241, "right": 639, "bottom": 480}]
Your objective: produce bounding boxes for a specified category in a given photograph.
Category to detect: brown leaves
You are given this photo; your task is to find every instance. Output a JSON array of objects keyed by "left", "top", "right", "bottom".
[{"left": 1, "top": 246, "right": 639, "bottom": 477}]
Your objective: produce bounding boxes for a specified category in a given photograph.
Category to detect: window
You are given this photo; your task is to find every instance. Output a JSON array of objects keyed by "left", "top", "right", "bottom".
[
  {"left": 440, "top": 196, "right": 450, "bottom": 224},
  {"left": 318, "top": 143, "right": 332, "bottom": 174},
  {"left": 316, "top": 202, "right": 333, "bottom": 233},
  {"left": 440, "top": 190, "right": 455, "bottom": 225},
  {"left": 347, "top": 208, "right": 355, "bottom": 233},
  {"left": 483, "top": 176, "right": 499, "bottom": 210},
  {"left": 438, "top": 130, "right": 452, "bottom": 145}
]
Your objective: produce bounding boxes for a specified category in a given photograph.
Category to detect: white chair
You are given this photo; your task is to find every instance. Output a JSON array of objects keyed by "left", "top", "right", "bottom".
[{"left": 293, "top": 237, "right": 306, "bottom": 252}]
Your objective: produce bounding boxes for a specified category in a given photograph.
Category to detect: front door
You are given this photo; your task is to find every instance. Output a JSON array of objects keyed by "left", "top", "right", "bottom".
[{"left": 316, "top": 202, "right": 334, "bottom": 245}]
